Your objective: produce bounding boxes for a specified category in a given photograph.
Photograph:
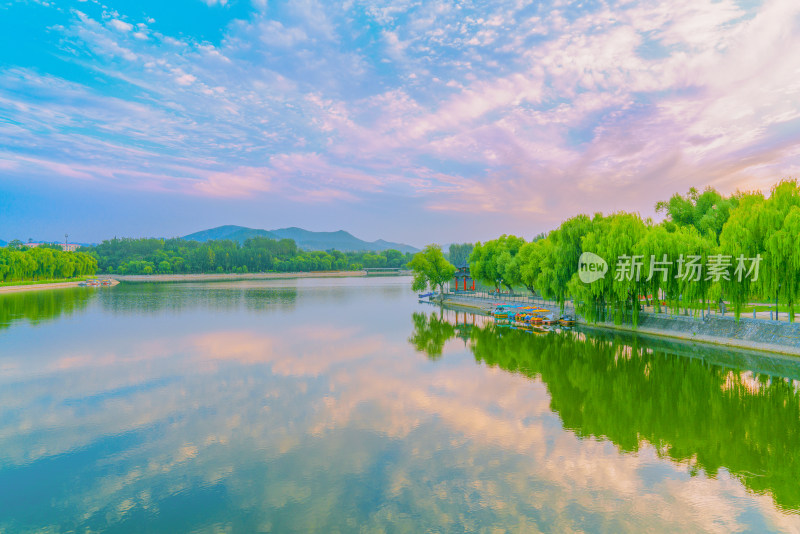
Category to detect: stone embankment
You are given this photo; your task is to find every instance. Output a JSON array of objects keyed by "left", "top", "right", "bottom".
[{"left": 442, "top": 293, "right": 800, "bottom": 357}]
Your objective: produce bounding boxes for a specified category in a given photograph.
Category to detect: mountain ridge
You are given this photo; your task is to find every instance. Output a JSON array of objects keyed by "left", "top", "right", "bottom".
[
  {"left": 182, "top": 225, "right": 418, "bottom": 253},
  {"left": 182, "top": 225, "right": 277, "bottom": 243}
]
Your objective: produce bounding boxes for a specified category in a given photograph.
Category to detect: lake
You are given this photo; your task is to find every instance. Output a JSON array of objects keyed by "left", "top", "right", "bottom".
[{"left": 1, "top": 277, "right": 799, "bottom": 532}]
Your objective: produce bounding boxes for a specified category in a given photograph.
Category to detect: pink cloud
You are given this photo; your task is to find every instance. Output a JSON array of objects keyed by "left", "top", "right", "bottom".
[{"left": 193, "top": 167, "right": 273, "bottom": 197}]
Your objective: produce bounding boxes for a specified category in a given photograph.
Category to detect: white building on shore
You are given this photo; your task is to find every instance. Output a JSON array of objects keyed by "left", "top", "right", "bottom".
[{"left": 24, "top": 242, "right": 81, "bottom": 252}]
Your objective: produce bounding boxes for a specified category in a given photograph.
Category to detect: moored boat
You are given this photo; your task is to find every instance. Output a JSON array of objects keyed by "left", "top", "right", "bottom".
[{"left": 541, "top": 313, "right": 558, "bottom": 325}]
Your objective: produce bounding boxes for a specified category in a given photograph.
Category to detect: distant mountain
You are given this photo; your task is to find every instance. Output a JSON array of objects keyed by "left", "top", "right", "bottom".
[
  {"left": 0, "top": 239, "right": 6, "bottom": 247},
  {"left": 183, "top": 225, "right": 277, "bottom": 243},
  {"left": 270, "top": 227, "right": 418, "bottom": 253},
  {"left": 182, "top": 225, "right": 418, "bottom": 253}
]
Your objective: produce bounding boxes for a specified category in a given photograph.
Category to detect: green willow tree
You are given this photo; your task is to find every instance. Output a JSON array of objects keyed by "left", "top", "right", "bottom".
[
  {"left": 717, "top": 183, "right": 800, "bottom": 320},
  {"left": 451, "top": 178, "right": 798, "bottom": 326},
  {"left": 541, "top": 215, "right": 592, "bottom": 312},
  {"left": 447, "top": 243, "right": 474, "bottom": 267},
  {"left": 514, "top": 239, "right": 546, "bottom": 295},
  {"left": 468, "top": 235, "right": 524, "bottom": 291},
  {"left": 759, "top": 181, "right": 800, "bottom": 321},
  {"left": 569, "top": 213, "right": 647, "bottom": 325},
  {"left": 409, "top": 245, "right": 457, "bottom": 295},
  {"left": 0, "top": 247, "right": 96, "bottom": 283},
  {"left": 765, "top": 207, "right": 800, "bottom": 321},
  {"left": 656, "top": 186, "right": 738, "bottom": 241}
]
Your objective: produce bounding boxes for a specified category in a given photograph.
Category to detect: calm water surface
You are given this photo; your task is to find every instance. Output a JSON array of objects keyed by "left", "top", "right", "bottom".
[{"left": 1, "top": 277, "right": 800, "bottom": 532}]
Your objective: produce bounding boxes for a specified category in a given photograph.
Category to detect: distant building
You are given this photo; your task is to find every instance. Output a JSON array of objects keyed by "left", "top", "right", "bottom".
[
  {"left": 25, "top": 242, "right": 80, "bottom": 252},
  {"left": 453, "top": 263, "right": 475, "bottom": 292}
]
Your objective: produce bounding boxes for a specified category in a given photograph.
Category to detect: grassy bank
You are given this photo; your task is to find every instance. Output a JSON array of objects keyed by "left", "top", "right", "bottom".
[
  {"left": 0, "top": 275, "right": 92, "bottom": 288},
  {"left": 0, "top": 278, "right": 119, "bottom": 294}
]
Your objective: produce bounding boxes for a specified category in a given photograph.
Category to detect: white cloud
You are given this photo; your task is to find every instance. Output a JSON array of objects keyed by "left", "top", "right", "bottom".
[
  {"left": 108, "top": 19, "right": 133, "bottom": 32},
  {"left": 174, "top": 73, "right": 197, "bottom": 86},
  {"left": 4, "top": 0, "right": 800, "bottom": 228},
  {"left": 258, "top": 20, "right": 308, "bottom": 47}
]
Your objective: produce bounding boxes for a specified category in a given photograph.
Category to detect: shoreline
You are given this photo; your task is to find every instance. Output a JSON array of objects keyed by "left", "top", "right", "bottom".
[
  {"left": 581, "top": 319, "right": 800, "bottom": 358},
  {"left": 441, "top": 294, "right": 800, "bottom": 357},
  {"left": 0, "top": 271, "right": 398, "bottom": 294},
  {"left": 109, "top": 271, "right": 369, "bottom": 283},
  {"left": 0, "top": 279, "right": 119, "bottom": 294}
]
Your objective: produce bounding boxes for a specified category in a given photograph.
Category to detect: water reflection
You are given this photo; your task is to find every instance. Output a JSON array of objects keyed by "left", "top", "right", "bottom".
[
  {"left": 97, "top": 281, "right": 299, "bottom": 315},
  {"left": 0, "top": 288, "right": 94, "bottom": 330},
  {"left": 410, "top": 308, "right": 800, "bottom": 513},
  {"left": 1, "top": 281, "right": 799, "bottom": 532}
]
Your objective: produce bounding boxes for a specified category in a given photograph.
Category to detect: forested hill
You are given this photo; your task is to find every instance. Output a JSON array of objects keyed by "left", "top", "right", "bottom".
[
  {"left": 183, "top": 225, "right": 418, "bottom": 253},
  {"left": 182, "top": 225, "right": 276, "bottom": 243},
  {"left": 269, "top": 227, "right": 418, "bottom": 253}
]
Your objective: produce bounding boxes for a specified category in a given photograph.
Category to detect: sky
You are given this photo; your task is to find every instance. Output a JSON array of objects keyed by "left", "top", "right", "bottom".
[{"left": 1, "top": 0, "right": 800, "bottom": 247}]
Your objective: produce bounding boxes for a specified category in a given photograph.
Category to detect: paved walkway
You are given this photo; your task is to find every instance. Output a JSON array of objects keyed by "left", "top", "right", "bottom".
[
  {"left": 447, "top": 291, "right": 795, "bottom": 323},
  {"left": 442, "top": 292, "right": 800, "bottom": 356}
]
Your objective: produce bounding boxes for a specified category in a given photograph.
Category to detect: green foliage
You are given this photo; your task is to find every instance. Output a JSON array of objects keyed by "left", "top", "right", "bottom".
[
  {"left": 655, "top": 186, "right": 738, "bottom": 241},
  {"left": 447, "top": 243, "right": 474, "bottom": 267},
  {"left": 466, "top": 179, "right": 800, "bottom": 325},
  {"left": 409, "top": 245, "right": 457, "bottom": 294},
  {"left": 568, "top": 213, "right": 647, "bottom": 325},
  {"left": 542, "top": 215, "right": 592, "bottom": 311},
  {"left": 765, "top": 207, "right": 800, "bottom": 322},
  {"left": 80, "top": 237, "right": 412, "bottom": 275},
  {"left": 0, "top": 288, "right": 93, "bottom": 330},
  {"left": 514, "top": 239, "right": 545, "bottom": 294},
  {"left": 468, "top": 235, "right": 524, "bottom": 291},
  {"left": 718, "top": 181, "right": 800, "bottom": 320},
  {"left": 407, "top": 311, "right": 456, "bottom": 359}
]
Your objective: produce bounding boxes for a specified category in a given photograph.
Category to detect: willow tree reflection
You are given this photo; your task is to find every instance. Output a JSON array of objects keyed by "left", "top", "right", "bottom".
[
  {"left": 409, "top": 309, "right": 800, "bottom": 512},
  {"left": 408, "top": 311, "right": 456, "bottom": 359},
  {"left": 0, "top": 288, "right": 94, "bottom": 331}
]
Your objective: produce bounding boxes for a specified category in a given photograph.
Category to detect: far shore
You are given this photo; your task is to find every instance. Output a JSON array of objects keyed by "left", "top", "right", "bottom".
[
  {"left": 0, "top": 279, "right": 119, "bottom": 294},
  {"left": 110, "top": 271, "right": 370, "bottom": 283},
  {"left": 0, "top": 271, "right": 409, "bottom": 294}
]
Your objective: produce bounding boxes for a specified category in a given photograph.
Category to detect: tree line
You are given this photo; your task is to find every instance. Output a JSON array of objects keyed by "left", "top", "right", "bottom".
[
  {"left": 80, "top": 236, "right": 414, "bottom": 275},
  {"left": 463, "top": 179, "right": 800, "bottom": 324},
  {"left": 0, "top": 246, "right": 97, "bottom": 283}
]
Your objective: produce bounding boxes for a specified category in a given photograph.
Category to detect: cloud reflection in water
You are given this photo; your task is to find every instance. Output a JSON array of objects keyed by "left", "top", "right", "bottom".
[{"left": 0, "top": 280, "right": 798, "bottom": 532}]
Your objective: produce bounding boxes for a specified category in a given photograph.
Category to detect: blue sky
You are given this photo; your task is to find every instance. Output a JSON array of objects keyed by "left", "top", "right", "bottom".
[{"left": 1, "top": 0, "right": 799, "bottom": 246}]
